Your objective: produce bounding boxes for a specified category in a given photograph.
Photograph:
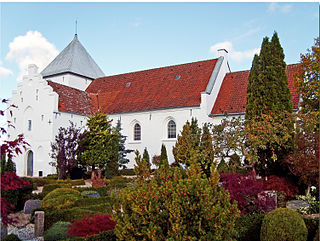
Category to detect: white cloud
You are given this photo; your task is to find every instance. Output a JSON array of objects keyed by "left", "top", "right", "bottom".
[
  {"left": 209, "top": 41, "right": 260, "bottom": 62},
  {"left": 268, "top": 3, "right": 292, "bottom": 14},
  {"left": 0, "top": 61, "right": 13, "bottom": 78},
  {"left": 5, "top": 31, "right": 59, "bottom": 80}
]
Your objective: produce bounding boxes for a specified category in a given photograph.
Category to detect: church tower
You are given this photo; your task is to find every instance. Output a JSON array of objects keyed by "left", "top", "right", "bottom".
[{"left": 41, "top": 34, "right": 105, "bottom": 91}]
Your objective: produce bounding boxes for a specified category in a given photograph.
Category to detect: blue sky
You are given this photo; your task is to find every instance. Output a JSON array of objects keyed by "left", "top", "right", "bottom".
[{"left": 0, "top": 2, "right": 318, "bottom": 131}]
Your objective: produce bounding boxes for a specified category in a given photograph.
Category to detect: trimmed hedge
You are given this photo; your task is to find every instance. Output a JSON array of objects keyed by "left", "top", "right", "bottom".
[
  {"left": 42, "top": 183, "right": 72, "bottom": 196},
  {"left": 63, "top": 230, "right": 116, "bottom": 241},
  {"left": 75, "top": 187, "right": 109, "bottom": 197},
  {"left": 236, "top": 213, "right": 265, "bottom": 241},
  {"left": 41, "top": 188, "right": 81, "bottom": 210},
  {"left": 119, "top": 168, "right": 135, "bottom": 176},
  {"left": 44, "top": 221, "right": 71, "bottom": 241},
  {"left": 260, "top": 208, "right": 308, "bottom": 241}
]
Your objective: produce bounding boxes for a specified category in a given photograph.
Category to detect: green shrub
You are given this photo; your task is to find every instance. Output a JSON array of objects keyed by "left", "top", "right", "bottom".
[
  {"left": 42, "top": 183, "right": 72, "bottom": 196},
  {"left": 260, "top": 208, "right": 308, "bottom": 241},
  {"left": 44, "top": 207, "right": 95, "bottom": 231},
  {"left": 75, "top": 186, "right": 109, "bottom": 197},
  {"left": 115, "top": 161, "right": 240, "bottom": 240},
  {"left": 2, "top": 234, "right": 21, "bottom": 241},
  {"left": 44, "top": 221, "right": 71, "bottom": 241},
  {"left": 69, "top": 179, "right": 85, "bottom": 186},
  {"left": 41, "top": 188, "right": 81, "bottom": 210},
  {"left": 119, "top": 168, "right": 135, "bottom": 176},
  {"left": 31, "top": 177, "right": 48, "bottom": 187},
  {"left": 236, "top": 213, "right": 265, "bottom": 241},
  {"left": 304, "top": 216, "right": 319, "bottom": 241}
]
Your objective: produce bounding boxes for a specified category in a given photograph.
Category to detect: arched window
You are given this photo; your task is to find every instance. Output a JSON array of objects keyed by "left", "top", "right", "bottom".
[
  {"left": 168, "top": 120, "right": 176, "bottom": 139},
  {"left": 134, "top": 123, "right": 141, "bottom": 141}
]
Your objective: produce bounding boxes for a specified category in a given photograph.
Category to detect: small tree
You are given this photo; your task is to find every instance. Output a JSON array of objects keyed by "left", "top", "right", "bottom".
[
  {"left": 142, "top": 147, "right": 151, "bottom": 170},
  {"left": 198, "top": 123, "right": 215, "bottom": 177},
  {"left": 50, "top": 122, "right": 82, "bottom": 179},
  {"left": 77, "top": 112, "right": 120, "bottom": 178},
  {"left": 115, "top": 153, "right": 240, "bottom": 240},
  {"left": 114, "top": 120, "right": 133, "bottom": 169},
  {"left": 159, "top": 144, "right": 168, "bottom": 168}
]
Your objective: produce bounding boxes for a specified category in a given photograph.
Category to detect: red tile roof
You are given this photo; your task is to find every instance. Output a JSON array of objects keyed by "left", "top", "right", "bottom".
[
  {"left": 48, "top": 81, "right": 93, "bottom": 115},
  {"left": 210, "top": 64, "right": 301, "bottom": 115},
  {"left": 86, "top": 59, "right": 218, "bottom": 114}
]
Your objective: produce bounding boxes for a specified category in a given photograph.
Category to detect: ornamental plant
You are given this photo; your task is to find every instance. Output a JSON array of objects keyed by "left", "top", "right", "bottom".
[
  {"left": 114, "top": 154, "right": 240, "bottom": 240},
  {"left": 220, "top": 172, "right": 264, "bottom": 214},
  {"left": 67, "top": 214, "right": 116, "bottom": 237},
  {"left": 263, "top": 175, "right": 298, "bottom": 201},
  {"left": 260, "top": 208, "right": 307, "bottom": 241},
  {"left": 41, "top": 188, "right": 81, "bottom": 210}
]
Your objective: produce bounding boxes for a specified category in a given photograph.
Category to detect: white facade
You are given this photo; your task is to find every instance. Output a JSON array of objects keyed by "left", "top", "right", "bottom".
[{"left": 7, "top": 39, "right": 233, "bottom": 177}]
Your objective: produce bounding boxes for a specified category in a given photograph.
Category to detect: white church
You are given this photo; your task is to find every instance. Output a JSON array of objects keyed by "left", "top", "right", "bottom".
[{"left": 7, "top": 34, "right": 300, "bottom": 177}]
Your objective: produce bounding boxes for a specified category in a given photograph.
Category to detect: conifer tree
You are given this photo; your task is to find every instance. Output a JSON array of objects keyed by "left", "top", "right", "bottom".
[
  {"left": 142, "top": 147, "right": 151, "bottom": 170},
  {"left": 114, "top": 120, "right": 133, "bottom": 169},
  {"left": 245, "top": 32, "right": 294, "bottom": 176},
  {"left": 159, "top": 144, "right": 169, "bottom": 168},
  {"left": 198, "top": 123, "right": 215, "bottom": 177}
]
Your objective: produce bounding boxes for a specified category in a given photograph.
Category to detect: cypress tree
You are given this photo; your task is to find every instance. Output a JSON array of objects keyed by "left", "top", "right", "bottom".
[
  {"left": 245, "top": 32, "right": 294, "bottom": 176},
  {"left": 199, "top": 123, "right": 215, "bottom": 177},
  {"left": 142, "top": 147, "right": 151, "bottom": 170},
  {"left": 114, "top": 120, "right": 133, "bottom": 169},
  {"left": 160, "top": 144, "right": 169, "bottom": 168}
]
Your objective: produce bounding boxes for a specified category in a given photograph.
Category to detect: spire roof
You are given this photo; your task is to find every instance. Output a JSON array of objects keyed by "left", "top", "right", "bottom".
[{"left": 41, "top": 35, "right": 105, "bottom": 79}]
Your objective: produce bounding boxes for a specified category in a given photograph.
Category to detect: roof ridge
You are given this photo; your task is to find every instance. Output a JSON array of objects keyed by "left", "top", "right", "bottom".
[
  {"left": 47, "top": 80, "right": 88, "bottom": 94},
  {"left": 95, "top": 58, "right": 218, "bottom": 80},
  {"left": 227, "top": 63, "right": 300, "bottom": 75}
]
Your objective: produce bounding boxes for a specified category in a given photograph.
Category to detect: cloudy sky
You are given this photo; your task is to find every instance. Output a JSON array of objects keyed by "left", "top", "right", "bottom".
[{"left": 0, "top": 2, "right": 318, "bottom": 137}]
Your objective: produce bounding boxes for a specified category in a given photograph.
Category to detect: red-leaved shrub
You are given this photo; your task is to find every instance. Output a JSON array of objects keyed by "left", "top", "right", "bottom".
[
  {"left": 263, "top": 175, "right": 298, "bottom": 200},
  {"left": 220, "top": 172, "right": 264, "bottom": 214},
  {"left": 0, "top": 198, "right": 14, "bottom": 226},
  {"left": 1, "top": 172, "right": 30, "bottom": 191},
  {"left": 91, "top": 169, "right": 106, "bottom": 187},
  {"left": 67, "top": 214, "right": 116, "bottom": 237}
]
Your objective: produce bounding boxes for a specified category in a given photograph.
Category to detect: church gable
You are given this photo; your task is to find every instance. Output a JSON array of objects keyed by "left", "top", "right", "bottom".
[
  {"left": 86, "top": 59, "right": 218, "bottom": 114},
  {"left": 210, "top": 63, "right": 301, "bottom": 116},
  {"left": 48, "top": 81, "right": 93, "bottom": 115}
]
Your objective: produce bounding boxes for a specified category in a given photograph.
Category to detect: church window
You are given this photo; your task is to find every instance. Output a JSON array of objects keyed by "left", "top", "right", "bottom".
[
  {"left": 36, "top": 89, "right": 39, "bottom": 94},
  {"left": 175, "top": 75, "right": 181, "bottom": 80},
  {"left": 36, "top": 95, "right": 39, "bottom": 101},
  {"left": 20, "top": 91, "right": 22, "bottom": 96},
  {"left": 134, "top": 123, "right": 141, "bottom": 141},
  {"left": 168, "top": 120, "right": 176, "bottom": 139},
  {"left": 41, "top": 115, "right": 44, "bottom": 121},
  {"left": 21, "top": 98, "right": 23, "bottom": 102},
  {"left": 14, "top": 118, "right": 16, "bottom": 123},
  {"left": 126, "top": 82, "right": 131, "bottom": 87},
  {"left": 28, "top": 120, "right": 32, "bottom": 131}
]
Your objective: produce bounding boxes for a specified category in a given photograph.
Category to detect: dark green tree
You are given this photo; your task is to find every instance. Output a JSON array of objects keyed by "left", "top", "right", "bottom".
[
  {"left": 159, "top": 144, "right": 169, "bottom": 168},
  {"left": 142, "top": 147, "right": 151, "bottom": 170},
  {"left": 245, "top": 32, "right": 294, "bottom": 176},
  {"left": 114, "top": 120, "right": 133, "bottom": 169},
  {"left": 198, "top": 123, "right": 215, "bottom": 177},
  {"left": 77, "top": 112, "right": 120, "bottom": 178}
]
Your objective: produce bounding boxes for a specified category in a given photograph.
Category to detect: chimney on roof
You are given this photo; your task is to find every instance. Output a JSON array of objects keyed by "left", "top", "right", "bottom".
[
  {"left": 28, "top": 64, "right": 38, "bottom": 75},
  {"left": 217, "top": 49, "right": 228, "bottom": 59}
]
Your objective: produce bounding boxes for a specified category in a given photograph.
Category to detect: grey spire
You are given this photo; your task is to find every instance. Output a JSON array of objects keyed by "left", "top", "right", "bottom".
[{"left": 41, "top": 35, "right": 105, "bottom": 79}]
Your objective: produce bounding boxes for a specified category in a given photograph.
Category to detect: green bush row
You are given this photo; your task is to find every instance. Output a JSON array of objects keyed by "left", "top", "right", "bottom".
[
  {"left": 118, "top": 168, "right": 135, "bottom": 176},
  {"left": 44, "top": 221, "right": 71, "bottom": 241},
  {"left": 32, "top": 177, "right": 85, "bottom": 189},
  {"left": 62, "top": 230, "right": 116, "bottom": 241}
]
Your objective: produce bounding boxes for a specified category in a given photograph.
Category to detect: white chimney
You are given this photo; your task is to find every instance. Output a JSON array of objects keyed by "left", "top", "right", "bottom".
[
  {"left": 28, "top": 64, "right": 38, "bottom": 75},
  {"left": 217, "top": 49, "right": 228, "bottom": 59}
]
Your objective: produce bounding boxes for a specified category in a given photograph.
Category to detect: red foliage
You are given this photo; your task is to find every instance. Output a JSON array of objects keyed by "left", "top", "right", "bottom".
[
  {"left": 67, "top": 214, "right": 116, "bottom": 237},
  {"left": 0, "top": 198, "right": 14, "bottom": 226},
  {"left": 263, "top": 175, "right": 298, "bottom": 200},
  {"left": 1, "top": 172, "right": 30, "bottom": 191},
  {"left": 220, "top": 172, "right": 264, "bottom": 214},
  {"left": 0, "top": 134, "right": 29, "bottom": 159},
  {"left": 91, "top": 169, "right": 106, "bottom": 187}
]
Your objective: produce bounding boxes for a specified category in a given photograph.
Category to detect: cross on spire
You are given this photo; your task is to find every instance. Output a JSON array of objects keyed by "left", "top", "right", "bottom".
[{"left": 75, "top": 20, "right": 78, "bottom": 36}]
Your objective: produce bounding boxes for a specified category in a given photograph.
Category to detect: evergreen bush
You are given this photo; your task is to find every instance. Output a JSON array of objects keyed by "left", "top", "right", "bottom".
[
  {"left": 115, "top": 158, "right": 240, "bottom": 240},
  {"left": 44, "top": 221, "right": 71, "bottom": 241},
  {"left": 260, "top": 208, "right": 308, "bottom": 241},
  {"left": 41, "top": 188, "right": 81, "bottom": 210},
  {"left": 42, "top": 183, "right": 72, "bottom": 196}
]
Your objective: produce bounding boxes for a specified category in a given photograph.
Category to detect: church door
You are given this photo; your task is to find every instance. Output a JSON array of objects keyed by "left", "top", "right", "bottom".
[{"left": 27, "top": 151, "right": 33, "bottom": 176}]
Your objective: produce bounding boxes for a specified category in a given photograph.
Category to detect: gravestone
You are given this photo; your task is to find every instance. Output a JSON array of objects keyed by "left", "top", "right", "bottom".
[
  {"left": 34, "top": 211, "right": 44, "bottom": 237},
  {"left": 258, "top": 190, "right": 278, "bottom": 212},
  {"left": 24, "top": 200, "right": 42, "bottom": 214},
  {"left": 286, "top": 200, "right": 310, "bottom": 210}
]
